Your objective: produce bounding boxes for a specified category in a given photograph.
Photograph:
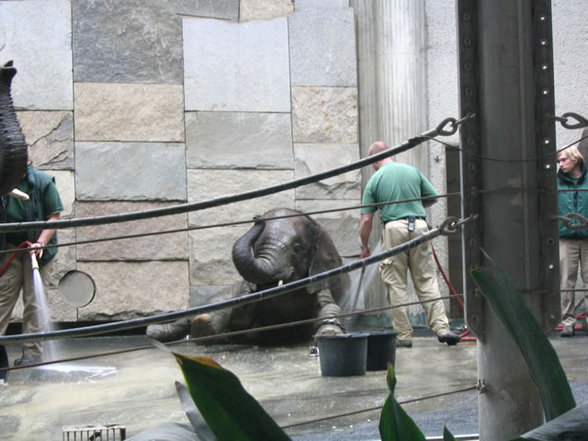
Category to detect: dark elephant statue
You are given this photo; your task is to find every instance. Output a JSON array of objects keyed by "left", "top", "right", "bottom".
[
  {"left": 0, "top": 61, "right": 28, "bottom": 196},
  {"left": 147, "top": 208, "right": 349, "bottom": 345}
]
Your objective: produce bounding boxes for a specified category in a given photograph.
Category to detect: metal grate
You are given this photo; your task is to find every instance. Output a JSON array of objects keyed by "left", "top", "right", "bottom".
[{"left": 62, "top": 424, "right": 126, "bottom": 441}]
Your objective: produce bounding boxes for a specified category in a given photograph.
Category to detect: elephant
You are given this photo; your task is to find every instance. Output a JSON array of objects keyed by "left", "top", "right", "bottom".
[
  {"left": 0, "top": 61, "right": 28, "bottom": 196},
  {"left": 147, "top": 208, "right": 349, "bottom": 345}
]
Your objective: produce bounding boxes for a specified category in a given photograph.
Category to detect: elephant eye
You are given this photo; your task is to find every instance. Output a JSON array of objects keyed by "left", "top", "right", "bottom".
[{"left": 292, "top": 241, "right": 303, "bottom": 254}]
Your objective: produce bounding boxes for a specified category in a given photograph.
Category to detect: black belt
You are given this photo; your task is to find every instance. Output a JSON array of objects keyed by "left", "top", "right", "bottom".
[{"left": 384, "top": 216, "right": 425, "bottom": 226}]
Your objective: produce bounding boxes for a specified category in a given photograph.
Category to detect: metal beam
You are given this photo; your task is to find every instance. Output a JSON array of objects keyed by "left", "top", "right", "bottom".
[{"left": 458, "top": 0, "right": 560, "bottom": 439}]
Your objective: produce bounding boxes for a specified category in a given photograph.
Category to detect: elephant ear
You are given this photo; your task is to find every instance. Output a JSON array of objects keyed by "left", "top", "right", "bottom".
[{"left": 307, "top": 221, "right": 349, "bottom": 302}]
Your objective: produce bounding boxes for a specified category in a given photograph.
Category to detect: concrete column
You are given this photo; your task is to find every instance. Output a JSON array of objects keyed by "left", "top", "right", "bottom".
[
  {"left": 352, "top": 0, "right": 427, "bottom": 169},
  {"left": 352, "top": 0, "right": 434, "bottom": 317}
]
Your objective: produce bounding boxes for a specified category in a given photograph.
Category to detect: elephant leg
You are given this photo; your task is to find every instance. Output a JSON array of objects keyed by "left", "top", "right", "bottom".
[
  {"left": 315, "top": 288, "right": 344, "bottom": 336},
  {"left": 189, "top": 281, "right": 254, "bottom": 342},
  {"left": 146, "top": 317, "right": 191, "bottom": 342},
  {"left": 190, "top": 309, "right": 230, "bottom": 341}
]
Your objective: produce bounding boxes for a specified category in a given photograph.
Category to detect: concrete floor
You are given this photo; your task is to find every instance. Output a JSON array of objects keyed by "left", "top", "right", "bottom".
[{"left": 0, "top": 330, "right": 586, "bottom": 441}]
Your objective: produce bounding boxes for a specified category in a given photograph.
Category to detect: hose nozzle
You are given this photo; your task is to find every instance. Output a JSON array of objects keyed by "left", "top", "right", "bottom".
[{"left": 31, "top": 253, "right": 39, "bottom": 270}]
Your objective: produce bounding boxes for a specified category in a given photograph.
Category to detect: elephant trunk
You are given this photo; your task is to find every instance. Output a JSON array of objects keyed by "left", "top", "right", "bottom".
[
  {"left": 232, "top": 218, "right": 280, "bottom": 285},
  {"left": 0, "top": 61, "right": 28, "bottom": 195}
]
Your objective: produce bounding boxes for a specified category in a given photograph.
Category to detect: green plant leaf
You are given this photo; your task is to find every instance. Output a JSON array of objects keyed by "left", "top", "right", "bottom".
[
  {"left": 379, "top": 364, "right": 427, "bottom": 441},
  {"left": 511, "top": 402, "right": 588, "bottom": 440},
  {"left": 470, "top": 252, "right": 576, "bottom": 421},
  {"left": 175, "top": 381, "right": 216, "bottom": 440},
  {"left": 443, "top": 426, "right": 456, "bottom": 441},
  {"left": 174, "top": 353, "right": 291, "bottom": 441}
]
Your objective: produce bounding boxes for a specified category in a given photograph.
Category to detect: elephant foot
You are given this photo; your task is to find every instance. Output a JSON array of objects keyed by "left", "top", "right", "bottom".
[
  {"left": 190, "top": 314, "right": 217, "bottom": 340},
  {"left": 146, "top": 317, "right": 190, "bottom": 342},
  {"left": 315, "top": 318, "right": 344, "bottom": 336}
]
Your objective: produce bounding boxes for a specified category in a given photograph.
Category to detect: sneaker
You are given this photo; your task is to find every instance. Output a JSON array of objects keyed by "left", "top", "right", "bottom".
[{"left": 560, "top": 324, "right": 575, "bottom": 337}]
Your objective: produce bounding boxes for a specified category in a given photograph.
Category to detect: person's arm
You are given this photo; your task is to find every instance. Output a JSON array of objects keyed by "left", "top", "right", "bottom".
[
  {"left": 359, "top": 212, "right": 374, "bottom": 258},
  {"left": 420, "top": 174, "right": 439, "bottom": 208},
  {"left": 30, "top": 212, "right": 60, "bottom": 258}
]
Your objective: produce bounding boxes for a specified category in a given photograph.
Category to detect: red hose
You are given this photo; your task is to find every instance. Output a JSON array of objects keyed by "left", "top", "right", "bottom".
[
  {"left": 0, "top": 241, "right": 32, "bottom": 278},
  {"left": 431, "top": 244, "right": 476, "bottom": 341}
]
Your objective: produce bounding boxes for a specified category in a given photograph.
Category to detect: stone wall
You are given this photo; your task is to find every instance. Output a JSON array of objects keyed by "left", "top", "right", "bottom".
[
  {"left": 0, "top": 0, "right": 361, "bottom": 322},
  {"left": 1, "top": 0, "right": 585, "bottom": 325}
]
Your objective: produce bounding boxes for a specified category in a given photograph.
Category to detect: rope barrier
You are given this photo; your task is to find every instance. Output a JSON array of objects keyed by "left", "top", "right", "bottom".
[
  {"left": 0, "top": 193, "right": 462, "bottom": 257},
  {"left": 279, "top": 385, "right": 478, "bottom": 429},
  {"left": 0, "top": 215, "right": 476, "bottom": 344},
  {"left": 0, "top": 293, "right": 465, "bottom": 373},
  {"left": 0, "top": 115, "right": 473, "bottom": 234},
  {"left": 432, "top": 131, "right": 588, "bottom": 163}
]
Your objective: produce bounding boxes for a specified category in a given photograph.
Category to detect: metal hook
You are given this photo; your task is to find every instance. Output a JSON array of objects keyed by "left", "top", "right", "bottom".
[
  {"left": 439, "top": 216, "right": 460, "bottom": 235},
  {"left": 553, "top": 112, "right": 588, "bottom": 130},
  {"left": 430, "top": 113, "right": 477, "bottom": 137},
  {"left": 558, "top": 213, "right": 588, "bottom": 231}
]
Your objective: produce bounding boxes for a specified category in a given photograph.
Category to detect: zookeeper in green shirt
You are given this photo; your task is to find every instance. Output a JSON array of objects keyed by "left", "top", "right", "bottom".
[
  {"left": 0, "top": 163, "right": 64, "bottom": 366},
  {"left": 359, "top": 141, "right": 460, "bottom": 348}
]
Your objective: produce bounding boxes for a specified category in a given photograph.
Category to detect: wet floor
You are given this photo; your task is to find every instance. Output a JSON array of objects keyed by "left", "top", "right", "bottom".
[{"left": 0, "top": 330, "right": 586, "bottom": 441}]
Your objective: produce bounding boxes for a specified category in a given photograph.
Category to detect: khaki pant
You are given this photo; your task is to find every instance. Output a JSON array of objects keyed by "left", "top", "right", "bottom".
[
  {"left": 559, "top": 238, "right": 588, "bottom": 326},
  {"left": 379, "top": 219, "right": 450, "bottom": 341},
  {"left": 0, "top": 244, "right": 52, "bottom": 357}
]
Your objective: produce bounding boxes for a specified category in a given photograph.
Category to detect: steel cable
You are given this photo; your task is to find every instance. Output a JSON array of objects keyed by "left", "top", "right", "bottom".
[
  {"left": 0, "top": 215, "right": 476, "bottom": 344},
  {"left": 0, "top": 115, "right": 474, "bottom": 234},
  {"left": 0, "top": 293, "right": 465, "bottom": 373},
  {"left": 279, "top": 385, "right": 478, "bottom": 429}
]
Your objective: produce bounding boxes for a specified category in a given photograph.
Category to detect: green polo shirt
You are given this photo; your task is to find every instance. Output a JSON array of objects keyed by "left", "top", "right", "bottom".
[
  {"left": 5, "top": 169, "right": 64, "bottom": 246},
  {"left": 361, "top": 162, "right": 437, "bottom": 223}
]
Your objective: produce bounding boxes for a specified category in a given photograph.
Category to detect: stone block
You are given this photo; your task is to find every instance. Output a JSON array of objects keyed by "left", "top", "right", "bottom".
[
  {"left": 17, "top": 111, "right": 74, "bottom": 170},
  {"left": 294, "top": 143, "right": 361, "bottom": 200},
  {"left": 186, "top": 169, "right": 295, "bottom": 226},
  {"left": 189, "top": 226, "right": 248, "bottom": 285},
  {"left": 74, "top": 83, "right": 184, "bottom": 142},
  {"left": 0, "top": 0, "right": 72, "bottom": 109},
  {"left": 240, "top": 0, "right": 294, "bottom": 21},
  {"left": 50, "top": 170, "right": 75, "bottom": 218},
  {"left": 292, "top": 86, "right": 358, "bottom": 143},
  {"left": 189, "top": 284, "right": 232, "bottom": 308},
  {"left": 186, "top": 112, "right": 293, "bottom": 169},
  {"left": 76, "top": 201, "right": 189, "bottom": 261},
  {"left": 289, "top": 7, "right": 357, "bottom": 86},
  {"left": 72, "top": 0, "right": 239, "bottom": 83},
  {"left": 73, "top": 0, "right": 187, "bottom": 84},
  {"left": 76, "top": 261, "right": 190, "bottom": 320},
  {"left": 296, "top": 199, "right": 360, "bottom": 258},
  {"left": 76, "top": 142, "right": 187, "bottom": 201},
  {"left": 183, "top": 17, "right": 290, "bottom": 112}
]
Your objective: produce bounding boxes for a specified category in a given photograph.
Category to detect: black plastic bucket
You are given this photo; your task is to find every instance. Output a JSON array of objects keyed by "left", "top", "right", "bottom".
[
  {"left": 316, "top": 332, "right": 368, "bottom": 377},
  {"left": 366, "top": 330, "right": 398, "bottom": 371}
]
